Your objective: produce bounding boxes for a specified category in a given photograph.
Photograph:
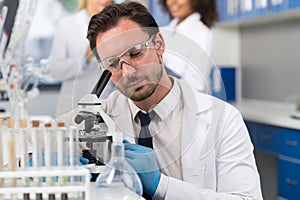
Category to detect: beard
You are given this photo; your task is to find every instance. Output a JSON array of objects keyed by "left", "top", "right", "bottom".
[
  {"left": 129, "top": 82, "right": 158, "bottom": 101},
  {"left": 116, "top": 64, "right": 162, "bottom": 101}
]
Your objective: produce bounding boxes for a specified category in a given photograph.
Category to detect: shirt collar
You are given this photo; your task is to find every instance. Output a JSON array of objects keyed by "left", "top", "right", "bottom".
[{"left": 128, "top": 77, "right": 181, "bottom": 121}]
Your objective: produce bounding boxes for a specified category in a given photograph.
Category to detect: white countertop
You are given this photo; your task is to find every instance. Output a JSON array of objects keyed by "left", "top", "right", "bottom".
[{"left": 232, "top": 99, "right": 300, "bottom": 130}]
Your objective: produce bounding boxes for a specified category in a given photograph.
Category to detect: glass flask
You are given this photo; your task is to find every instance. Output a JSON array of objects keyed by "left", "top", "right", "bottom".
[{"left": 95, "top": 132, "right": 143, "bottom": 199}]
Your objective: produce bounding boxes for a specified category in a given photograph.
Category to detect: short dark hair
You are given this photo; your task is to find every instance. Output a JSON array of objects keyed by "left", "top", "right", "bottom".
[
  {"left": 158, "top": 0, "right": 219, "bottom": 28},
  {"left": 87, "top": 1, "right": 159, "bottom": 61}
]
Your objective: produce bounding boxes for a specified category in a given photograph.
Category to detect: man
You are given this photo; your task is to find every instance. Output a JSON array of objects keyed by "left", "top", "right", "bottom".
[{"left": 86, "top": 2, "right": 263, "bottom": 200}]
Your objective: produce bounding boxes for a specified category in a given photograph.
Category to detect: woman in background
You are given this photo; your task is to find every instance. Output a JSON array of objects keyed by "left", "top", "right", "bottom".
[
  {"left": 48, "top": 0, "right": 112, "bottom": 116},
  {"left": 158, "top": 0, "right": 219, "bottom": 92},
  {"left": 159, "top": 0, "right": 218, "bottom": 55}
]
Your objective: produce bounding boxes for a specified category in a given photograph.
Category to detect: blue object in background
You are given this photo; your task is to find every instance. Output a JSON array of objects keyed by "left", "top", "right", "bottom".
[
  {"left": 240, "top": 0, "right": 254, "bottom": 19},
  {"left": 289, "top": 0, "right": 300, "bottom": 9},
  {"left": 221, "top": 67, "right": 236, "bottom": 102},
  {"left": 148, "top": 0, "right": 170, "bottom": 26},
  {"left": 211, "top": 66, "right": 236, "bottom": 102}
]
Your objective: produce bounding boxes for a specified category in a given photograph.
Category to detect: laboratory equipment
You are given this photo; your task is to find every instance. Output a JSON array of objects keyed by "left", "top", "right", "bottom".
[
  {"left": 0, "top": 119, "right": 3, "bottom": 189},
  {"left": 95, "top": 132, "right": 143, "bottom": 199},
  {"left": 75, "top": 70, "right": 114, "bottom": 181},
  {"left": 75, "top": 93, "right": 114, "bottom": 180},
  {"left": 0, "top": 0, "right": 43, "bottom": 124},
  {"left": 7, "top": 118, "right": 16, "bottom": 188},
  {"left": 0, "top": 121, "right": 90, "bottom": 200},
  {"left": 18, "top": 119, "right": 30, "bottom": 200}
]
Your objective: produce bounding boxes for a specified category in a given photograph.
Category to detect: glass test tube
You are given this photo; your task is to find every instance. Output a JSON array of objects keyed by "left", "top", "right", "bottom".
[
  {"left": 31, "top": 120, "right": 43, "bottom": 200},
  {"left": 68, "top": 126, "right": 79, "bottom": 168},
  {"left": 44, "top": 122, "right": 56, "bottom": 200},
  {"left": 69, "top": 126, "right": 81, "bottom": 199},
  {"left": 0, "top": 119, "right": 3, "bottom": 199},
  {"left": 19, "top": 119, "right": 28, "bottom": 168},
  {"left": 7, "top": 118, "right": 16, "bottom": 187},
  {"left": 57, "top": 122, "right": 68, "bottom": 169},
  {"left": 57, "top": 122, "right": 69, "bottom": 200},
  {"left": 19, "top": 119, "right": 30, "bottom": 200}
]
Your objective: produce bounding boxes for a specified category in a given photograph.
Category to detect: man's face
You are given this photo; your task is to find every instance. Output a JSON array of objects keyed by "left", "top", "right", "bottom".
[{"left": 95, "top": 19, "right": 165, "bottom": 101}]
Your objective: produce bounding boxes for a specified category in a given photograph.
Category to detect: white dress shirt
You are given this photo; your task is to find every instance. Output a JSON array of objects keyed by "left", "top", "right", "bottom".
[{"left": 128, "top": 78, "right": 183, "bottom": 180}]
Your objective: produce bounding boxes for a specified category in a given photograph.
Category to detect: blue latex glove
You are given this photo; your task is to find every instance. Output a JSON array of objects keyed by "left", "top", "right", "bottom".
[
  {"left": 123, "top": 140, "right": 161, "bottom": 197},
  {"left": 79, "top": 157, "right": 93, "bottom": 180},
  {"left": 80, "top": 157, "right": 89, "bottom": 165}
]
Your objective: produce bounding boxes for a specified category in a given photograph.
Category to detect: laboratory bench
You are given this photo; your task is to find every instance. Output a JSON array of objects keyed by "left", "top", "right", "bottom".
[{"left": 233, "top": 99, "right": 300, "bottom": 200}]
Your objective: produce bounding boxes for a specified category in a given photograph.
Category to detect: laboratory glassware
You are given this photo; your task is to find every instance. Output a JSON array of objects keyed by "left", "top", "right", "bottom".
[{"left": 95, "top": 132, "right": 143, "bottom": 199}]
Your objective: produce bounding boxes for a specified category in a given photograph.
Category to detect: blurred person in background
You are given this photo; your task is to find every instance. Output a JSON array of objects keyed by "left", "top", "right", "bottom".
[
  {"left": 48, "top": 0, "right": 112, "bottom": 117},
  {"left": 158, "top": 0, "right": 219, "bottom": 93}
]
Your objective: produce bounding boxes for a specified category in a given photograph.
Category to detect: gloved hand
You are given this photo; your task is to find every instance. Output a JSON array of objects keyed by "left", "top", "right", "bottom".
[
  {"left": 80, "top": 157, "right": 89, "bottom": 165},
  {"left": 79, "top": 157, "right": 93, "bottom": 180},
  {"left": 123, "top": 140, "right": 161, "bottom": 197}
]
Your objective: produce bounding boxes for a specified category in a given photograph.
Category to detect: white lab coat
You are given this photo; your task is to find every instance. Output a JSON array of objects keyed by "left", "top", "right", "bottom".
[
  {"left": 58, "top": 78, "right": 262, "bottom": 199},
  {"left": 161, "top": 13, "right": 215, "bottom": 93},
  {"left": 99, "top": 79, "right": 263, "bottom": 200},
  {"left": 48, "top": 9, "right": 101, "bottom": 117}
]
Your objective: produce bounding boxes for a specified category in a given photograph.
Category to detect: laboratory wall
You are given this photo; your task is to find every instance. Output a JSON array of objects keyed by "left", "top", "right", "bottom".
[
  {"left": 241, "top": 19, "right": 300, "bottom": 102},
  {"left": 26, "top": 89, "right": 59, "bottom": 117}
]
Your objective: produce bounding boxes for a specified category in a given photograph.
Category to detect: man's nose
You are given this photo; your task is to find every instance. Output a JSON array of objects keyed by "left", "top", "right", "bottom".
[{"left": 119, "top": 59, "right": 136, "bottom": 77}]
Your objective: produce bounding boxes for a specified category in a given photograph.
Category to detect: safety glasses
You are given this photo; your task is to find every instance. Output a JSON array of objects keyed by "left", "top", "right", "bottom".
[{"left": 98, "top": 34, "right": 155, "bottom": 72}]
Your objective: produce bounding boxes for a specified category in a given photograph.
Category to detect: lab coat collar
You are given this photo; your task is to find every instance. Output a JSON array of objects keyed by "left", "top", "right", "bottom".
[
  {"left": 169, "top": 12, "right": 201, "bottom": 31},
  {"left": 111, "top": 78, "right": 211, "bottom": 116},
  {"left": 106, "top": 78, "right": 212, "bottom": 118},
  {"left": 127, "top": 77, "right": 181, "bottom": 121},
  {"left": 102, "top": 78, "right": 213, "bottom": 144},
  {"left": 178, "top": 78, "right": 213, "bottom": 115},
  {"left": 102, "top": 92, "right": 136, "bottom": 141}
]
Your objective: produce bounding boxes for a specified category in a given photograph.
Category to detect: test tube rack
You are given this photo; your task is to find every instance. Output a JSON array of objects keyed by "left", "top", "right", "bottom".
[{"left": 0, "top": 166, "right": 90, "bottom": 200}]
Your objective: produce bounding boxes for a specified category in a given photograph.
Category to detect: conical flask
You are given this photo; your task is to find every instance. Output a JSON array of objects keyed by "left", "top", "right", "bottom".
[{"left": 95, "top": 132, "right": 143, "bottom": 199}]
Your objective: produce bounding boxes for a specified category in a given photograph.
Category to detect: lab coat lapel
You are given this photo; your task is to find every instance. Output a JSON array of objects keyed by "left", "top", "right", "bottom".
[
  {"left": 179, "top": 80, "right": 212, "bottom": 181},
  {"left": 109, "top": 97, "right": 136, "bottom": 143}
]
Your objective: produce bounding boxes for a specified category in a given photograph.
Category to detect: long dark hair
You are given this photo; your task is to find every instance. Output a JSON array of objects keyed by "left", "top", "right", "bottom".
[{"left": 158, "top": 0, "right": 219, "bottom": 28}]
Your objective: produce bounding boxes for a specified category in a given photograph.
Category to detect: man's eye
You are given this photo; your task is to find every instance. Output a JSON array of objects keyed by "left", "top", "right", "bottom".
[{"left": 129, "top": 48, "right": 143, "bottom": 57}]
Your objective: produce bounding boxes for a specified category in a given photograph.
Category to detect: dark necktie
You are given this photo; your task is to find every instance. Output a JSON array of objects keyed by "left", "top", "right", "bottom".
[
  {"left": 137, "top": 111, "right": 154, "bottom": 199},
  {"left": 137, "top": 111, "right": 153, "bottom": 149}
]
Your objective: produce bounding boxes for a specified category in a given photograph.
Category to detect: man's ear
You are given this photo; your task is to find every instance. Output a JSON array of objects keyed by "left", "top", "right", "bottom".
[{"left": 154, "top": 32, "right": 165, "bottom": 56}]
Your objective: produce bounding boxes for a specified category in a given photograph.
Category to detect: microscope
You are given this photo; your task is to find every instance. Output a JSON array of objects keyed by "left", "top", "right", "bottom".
[{"left": 74, "top": 70, "right": 114, "bottom": 181}]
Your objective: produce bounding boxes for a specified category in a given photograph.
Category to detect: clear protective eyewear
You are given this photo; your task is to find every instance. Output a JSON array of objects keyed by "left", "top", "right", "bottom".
[{"left": 98, "top": 34, "right": 155, "bottom": 72}]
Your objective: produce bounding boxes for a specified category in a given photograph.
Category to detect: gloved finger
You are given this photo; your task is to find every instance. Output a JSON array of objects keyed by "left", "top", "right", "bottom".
[
  {"left": 124, "top": 142, "right": 140, "bottom": 150},
  {"left": 80, "top": 157, "right": 89, "bottom": 165},
  {"left": 124, "top": 142, "right": 149, "bottom": 152},
  {"left": 123, "top": 140, "right": 145, "bottom": 151},
  {"left": 28, "top": 157, "right": 33, "bottom": 167},
  {"left": 123, "top": 139, "right": 131, "bottom": 144}
]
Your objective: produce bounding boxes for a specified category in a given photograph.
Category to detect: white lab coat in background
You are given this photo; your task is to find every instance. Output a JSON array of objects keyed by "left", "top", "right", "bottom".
[
  {"left": 161, "top": 12, "right": 215, "bottom": 93},
  {"left": 48, "top": 9, "right": 101, "bottom": 117},
  {"left": 58, "top": 78, "right": 262, "bottom": 199}
]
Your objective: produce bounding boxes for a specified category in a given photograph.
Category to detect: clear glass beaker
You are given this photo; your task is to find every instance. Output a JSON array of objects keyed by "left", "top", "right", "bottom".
[{"left": 95, "top": 132, "right": 143, "bottom": 199}]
